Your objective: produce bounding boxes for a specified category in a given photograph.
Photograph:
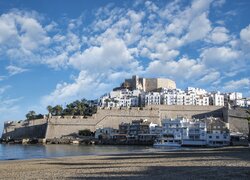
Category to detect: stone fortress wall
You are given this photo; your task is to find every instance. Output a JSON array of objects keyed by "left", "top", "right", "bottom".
[
  {"left": 2, "top": 105, "right": 249, "bottom": 140},
  {"left": 2, "top": 119, "right": 47, "bottom": 139}
]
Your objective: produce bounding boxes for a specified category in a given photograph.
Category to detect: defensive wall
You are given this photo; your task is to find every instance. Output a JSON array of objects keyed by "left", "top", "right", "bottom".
[
  {"left": 2, "top": 105, "right": 249, "bottom": 139},
  {"left": 1, "top": 119, "right": 47, "bottom": 139},
  {"left": 223, "top": 107, "right": 249, "bottom": 136}
]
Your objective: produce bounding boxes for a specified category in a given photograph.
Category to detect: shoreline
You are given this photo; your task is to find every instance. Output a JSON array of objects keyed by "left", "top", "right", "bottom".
[{"left": 0, "top": 146, "right": 249, "bottom": 179}]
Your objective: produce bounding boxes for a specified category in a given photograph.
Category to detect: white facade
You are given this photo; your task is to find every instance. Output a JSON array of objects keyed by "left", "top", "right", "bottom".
[
  {"left": 186, "top": 87, "right": 207, "bottom": 95},
  {"left": 233, "top": 98, "right": 250, "bottom": 107},
  {"left": 229, "top": 92, "right": 243, "bottom": 101},
  {"left": 99, "top": 89, "right": 140, "bottom": 108},
  {"left": 181, "top": 119, "right": 207, "bottom": 146},
  {"left": 195, "top": 95, "right": 209, "bottom": 106},
  {"left": 210, "top": 92, "right": 224, "bottom": 106},
  {"left": 143, "top": 92, "right": 161, "bottom": 105},
  {"left": 99, "top": 85, "right": 248, "bottom": 108},
  {"left": 156, "top": 117, "right": 230, "bottom": 147},
  {"left": 161, "top": 119, "right": 182, "bottom": 140}
]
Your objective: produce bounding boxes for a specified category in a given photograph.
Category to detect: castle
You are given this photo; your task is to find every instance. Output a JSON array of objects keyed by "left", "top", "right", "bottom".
[
  {"left": 114, "top": 75, "right": 176, "bottom": 92},
  {"left": 1, "top": 76, "right": 249, "bottom": 141}
]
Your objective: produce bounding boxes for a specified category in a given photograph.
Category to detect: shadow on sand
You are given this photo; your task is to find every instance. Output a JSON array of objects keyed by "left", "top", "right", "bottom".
[{"left": 42, "top": 147, "right": 250, "bottom": 180}]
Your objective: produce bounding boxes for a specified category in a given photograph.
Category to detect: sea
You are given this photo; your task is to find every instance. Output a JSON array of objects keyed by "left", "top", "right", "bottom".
[{"left": 0, "top": 144, "right": 183, "bottom": 161}]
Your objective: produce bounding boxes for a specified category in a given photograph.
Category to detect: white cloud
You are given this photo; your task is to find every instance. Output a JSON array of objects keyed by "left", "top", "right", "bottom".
[
  {"left": 6, "top": 65, "right": 28, "bottom": 76},
  {"left": 69, "top": 38, "right": 138, "bottom": 72},
  {"left": 240, "top": 24, "right": 250, "bottom": 44},
  {"left": 1, "top": 1, "right": 250, "bottom": 108},
  {"left": 201, "top": 47, "right": 241, "bottom": 69},
  {"left": 41, "top": 71, "right": 111, "bottom": 106},
  {"left": 223, "top": 78, "right": 250, "bottom": 92},
  {"left": 165, "top": 0, "right": 212, "bottom": 36},
  {"left": 43, "top": 52, "right": 69, "bottom": 69},
  {"left": 184, "top": 12, "right": 212, "bottom": 43},
  {"left": 207, "top": 27, "right": 230, "bottom": 44},
  {"left": 145, "top": 57, "right": 206, "bottom": 82},
  {"left": 239, "top": 24, "right": 250, "bottom": 62},
  {"left": 0, "top": 11, "right": 50, "bottom": 51},
  {"left": 198, "top": 71, "right": 221, "bottom": 84},
  {"left": 212, "top": 0, "right": 226, "bottom": 7}
]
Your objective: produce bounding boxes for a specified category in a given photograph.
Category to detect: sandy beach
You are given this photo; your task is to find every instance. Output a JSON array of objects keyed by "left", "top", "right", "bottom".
[{"left": 0, "top": 146, "right": 249, "bottom": 180}]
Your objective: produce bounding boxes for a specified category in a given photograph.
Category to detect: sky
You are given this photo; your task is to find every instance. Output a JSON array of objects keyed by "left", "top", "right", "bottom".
[{"left": 0, "top": 0, "right": 250, "bottom": 131}]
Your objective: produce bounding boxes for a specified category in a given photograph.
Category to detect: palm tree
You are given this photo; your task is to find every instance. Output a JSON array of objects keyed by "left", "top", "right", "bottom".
[{"left": 47, "top": 105, "right": 53, "bottom": 114}]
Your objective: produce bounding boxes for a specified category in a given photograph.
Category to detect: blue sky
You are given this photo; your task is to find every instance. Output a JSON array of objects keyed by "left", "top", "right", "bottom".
[{"left": 0, "top": 0, "right": 250, "bottom": 131}]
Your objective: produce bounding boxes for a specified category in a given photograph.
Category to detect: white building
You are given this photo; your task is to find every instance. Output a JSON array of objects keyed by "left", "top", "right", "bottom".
[
  {"left": 186, "top": 87, "right": 207, "bottom": 95},
  {"left": 143, "top": 92, "right": 161, "bottom": 105},
  {"left": 161, "top": 118, "right": 183, "bottom": 141},
  {"left": 181, "top": 119, "right": 207, "bottom": 146},
  {"left": 99, "top": 85, "right": 247, "bottom": 108},
  {"left": 210, "top": 92, "right": 224, "bottom": 106},
  {"left": 233, "top": 98, "right": 250, "bottom": 108},
  {"left": 228, "top": 92, "right": 243, "bottom": 101},
  {"left": 156, "top": 117, "right": 230, "bottom": 147},
  {"left": 195, "top": 95, "right": 209, "bottom": 106},
  {"left": 99, "top": 89, "right": 140, "bottom": 108}
]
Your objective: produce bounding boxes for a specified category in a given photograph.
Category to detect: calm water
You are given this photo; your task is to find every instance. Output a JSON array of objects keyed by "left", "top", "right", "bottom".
[{"left": 0, "top": 144, "right": 182, "bottom": 161}]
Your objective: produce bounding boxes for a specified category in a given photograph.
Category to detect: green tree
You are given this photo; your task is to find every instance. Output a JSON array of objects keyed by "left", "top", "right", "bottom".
[
  {"left": 104, "top": 98, "right": 111, "bottom": 106},
  {"left": 26, "top": 110, "right": 36, "bottom": 120},
  {"left": 79, "top": 129, "right": 92, "bottom": 136},
  {"left": 47, "top": 105, "right": 53, "bottom": 114},
  {"left": 53, "top": 105, "right": 63, "bottom": 116}
]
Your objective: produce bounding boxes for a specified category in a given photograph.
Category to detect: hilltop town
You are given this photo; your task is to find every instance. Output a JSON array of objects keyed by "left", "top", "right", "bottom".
[
  {"left": 100, "top": 75, "right": 250, "bottom": 108},
  {"left": 1, "top": 75, "right": 250, "bottom": 147}
]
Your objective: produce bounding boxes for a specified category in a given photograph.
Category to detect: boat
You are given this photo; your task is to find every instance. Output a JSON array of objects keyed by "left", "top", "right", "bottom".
[{"left": 153, "top": 138, "right": 181, "bottom": 147}]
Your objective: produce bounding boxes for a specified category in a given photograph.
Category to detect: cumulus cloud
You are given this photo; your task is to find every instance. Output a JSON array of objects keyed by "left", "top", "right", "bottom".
[
  {"left": 0, "top": 11, "right": 50, "bottom": 51},
  {"left": 240, "top": 24, "right": 250, "bottom": 44},
  {"left": 207, "top": 27, "right": 230, "bottom": 44},
  {"left": 145, "top": 57, "right": 206, "bottom": 82},
  {"left": 1, "top": 0, "right": 249, "bottom": 106},
  {"left": 0, "top": 10, "right": 52, "bottom": 67},
  {"left": 41, "top": 71, "right": 111, "bottom": 106},
  {"left": 201, "top": 47, "right": 241, "bottom": 70},
  {"left": 183, "top": 12, "right": 212, "bottom": 43},
  {"left": 69, "top": 38, "right": 138, "bottom": 72}
]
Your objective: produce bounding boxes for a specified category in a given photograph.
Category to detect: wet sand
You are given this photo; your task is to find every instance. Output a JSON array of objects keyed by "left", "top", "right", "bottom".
[{"left": 0, "top": 146, "right": 249, "bottom": 180}]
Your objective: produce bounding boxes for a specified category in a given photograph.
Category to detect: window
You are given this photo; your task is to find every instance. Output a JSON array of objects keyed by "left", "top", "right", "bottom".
[
  {"left": 209, "top": 136, "right": 212, "bottom": 139},
  {"left": 216, "top": 136, "right": 219, "bottom": 139}
]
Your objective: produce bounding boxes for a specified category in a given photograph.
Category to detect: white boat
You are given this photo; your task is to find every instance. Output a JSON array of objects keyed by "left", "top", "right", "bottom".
[{"left": 153, "top": 138, "right": 181, "bottom": 147}]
